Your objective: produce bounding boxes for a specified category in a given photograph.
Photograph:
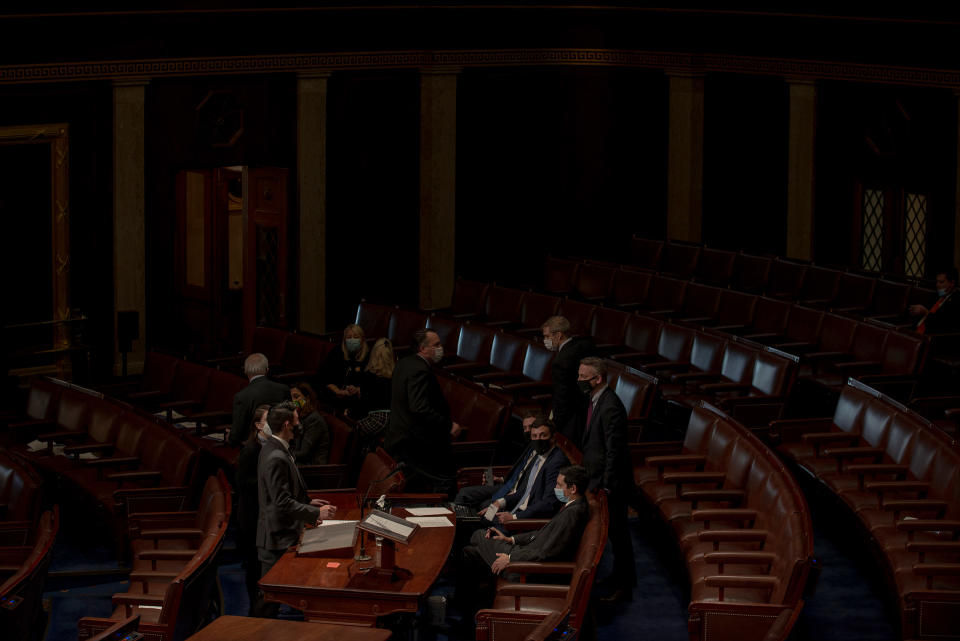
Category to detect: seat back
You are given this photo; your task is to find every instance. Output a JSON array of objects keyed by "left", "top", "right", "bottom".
[
  {"left": 520, "top": 344, "right": 555, "bottom": 382},
  {"left": 816, "top": 313, "right": 857, "bottom": 353},
  {"left": 387, "top": 308, "right": 428, "bottom": 350},
  {"left": 679, "top": 283, "right": 721, "bottom": 319},
  {"left": 629, "top": 236, "right": 663, "bottom": 270},
  {"left": 694, "top": 248, "right": 736, "bottom": 287},
  {"left": 543, "top": 257, "right": 579, "bottom": 295},
  {"left": 461, "top": 391, "right": 509, "bottom": 442},
  {"left": 846, "top": 322, "right": 887, "bottom": 363},
  {"left": 113, "top": 414, "right": 149, "bottom": 458},
  {"left": 867, "top": 279, "right": 910, "bottom": 317},
  {"left": 140, "top": 352, "right": 180, "bottom": 396},
  {"left": 590, "top": 307, "right": 629, "bottom": 347},
  {"left": 751, "top": 350, "right": 793, "bottom": 396},
  {"left": 488, "top": 332, "right": 528, "bottom": 372},
  {"left": 798, "top": 265, "right": 841, "bottom": 303},
  {"left": 455, "top": 323, "right": 496, "bottom": 362},
  {"left": 623, "top": 315, "right": 662, "bottom": 354},
  {"left": 767, "top": 258, "right": 807, "bottom": 299},
  {"left": 449, "top": 279, "right": 489, "bottom": 317},
  {"left": 714, "top": 290, "right": 757, "bottom": 327},
  {"left": 879, "top": 331, "right": 925, "bottom": 375},
  {"left": 612, "top": 368, "right": 658, "bottom": 422},
  {"left": 833, "top": 272, "right": 876, "bottom": 311},
  {"left": 645, "top": 275, "right": 686, "bottom": 312},
  {"left": 732, "top": 253, "right": 772, "bottom": 294},
  {"left": 281, "top": 334, "right": 335, "bottom": 374},
  {"left": 688, "top": 332, "right": 726, "bottom": 373},
  {"left": 656, "top": 325, "right": 694, "bottom": 362},
  {"left": 86, "top": 401, "right": 124, "bottom": 446},
  {"left": 354, "top": 300, "right": 393, "bottom": 339},
  {"left": 782, "top": 306, "right": 822, "bottom": 344},
  {"left": 203, "top": 370, "right": 246, "bottom": 413},
  {"left": 324, "top": 413, "right": 356, "bottom": 466},
  {"left": 54, "top": 387, "right": 92, "bottom": 434},
  {"left": 752, "top": 297, "right": 790, "bottom": 334},
  {"left": 484, "top": 286, "right": 525, "bottom": 325},
  {"left": 574, "top": 263, "right": 615, "bottom": 301},
  {"left": 660, "top": 241, "right": 700, "bottom": 278},
  {"left": 171, "top": 360, "right": 212, "bottom": 403},
  {"left": 518, "top": 292, "right": 561, "bottom": 330},
  {"left": 719, "top": 342, "right": 757, "bottom": 384},
  {"left": 610, "top": 268, "right": 651, "bottom": 309},
  {"left": 356, "top": 448, "right": 405, "bottom": 495},
  {"left": 426, "top": 314, "right": 464, "bottom": 356},
  {"left": 558, "top": 299, "right": 596, "bottom": 336}
]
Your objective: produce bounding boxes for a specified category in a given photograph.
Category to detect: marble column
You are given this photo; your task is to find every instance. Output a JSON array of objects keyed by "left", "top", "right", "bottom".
[
  {"left": 667, "top": 71, "right": 705, "bottom": 243},
  {"left": 786, "top": 79, "right": 818, "bottom": 261},
  {"left": 297, "top": 72, "right": 331, "bottom": 334},
  {"left": 419, "top": 67, "right": 459, "bottom": 310},
  {"left": 113, "top": 79, "right": 148, "bottom": 375}
]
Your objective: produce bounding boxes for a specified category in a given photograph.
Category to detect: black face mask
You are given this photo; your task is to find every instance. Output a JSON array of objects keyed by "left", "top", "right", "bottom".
[
  {"left": 577, "top": 379, "right": 594, "bottom": 395},
  {"left": 532, "top": 439, "right": 551, "bottom": 455}
]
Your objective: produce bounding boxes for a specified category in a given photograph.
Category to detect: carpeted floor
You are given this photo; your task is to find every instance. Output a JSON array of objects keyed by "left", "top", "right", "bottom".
[{"left": 40, "top": 506, "right": 898, "bottom": 641}]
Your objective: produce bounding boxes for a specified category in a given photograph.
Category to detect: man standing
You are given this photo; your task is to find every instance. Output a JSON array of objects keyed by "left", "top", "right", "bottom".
[
  {"left": 228, "top": 353, "right": 290, "bottom": 447},
  {"left": 541, "top": 316, "right": 597, "bottom": 443},
  {"left": 454, "top": 414, "right": 568, "bottom": 524},
  {"left": 254, "top": 401, "right": 336, "bottom": 617},
  {"left": 577, "top": 356, "right": 635, "bottom": 602},
  {"left": 910, "top": 267, "right": 960, "bottom": 334},
  {"left": 384, "top": 329, "right": 462, "bottom": 492}
]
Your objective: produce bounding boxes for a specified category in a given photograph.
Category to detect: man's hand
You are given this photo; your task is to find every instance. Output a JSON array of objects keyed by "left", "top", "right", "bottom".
[
  {"left": 910, "top": 304, "right": 928, "bottom": 316},
  {"left": 314, "top": 503, "right": 337, "bottom": 523},
  {"left": 495, "top": 511, "right": 516, "bottom": 524},
  {"left": 490, "top": 553, "right": 511, "bottom": 575},
  {"left": 485, "top": 527, "right": 512, "bottom": 543},
  {"left": 310, "top": 498, "right": 331, "bottom": 507},
  {"left": 450, "top": 422, "right": 463, "bottom": 438}
]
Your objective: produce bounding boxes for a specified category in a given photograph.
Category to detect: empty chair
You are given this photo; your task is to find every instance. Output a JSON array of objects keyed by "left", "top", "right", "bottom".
[
  {"left": 590, "top": 307, "right": 630, "bottom": 352},
  {"left": 832, "top": 271, "right": 877, "bottom": 314},
  {"left": 667, "top": 283, "right": 722, "bottom": 324},
  {"left": 274, "top": 333, "right": 334, "bottom": 382},
  {"left": 482, "top": 286, "right": 526, "bottom": 327},
  {"left": 629, "top": 236, "right": 663, "bottom": 270},
  {"left": 732, "top": 253, "right": 772, "bottom": 295},
  {"left": 864, "top": 279, "right": 911, "bottom": 321},
  {"left": 447, "top": 331, "right": 528, "bottom": 379},
  {"left": 353, "top": 301, "right": 393, "bottom": 342},
  {"left": 659, "top": 240, "right": 701, "bottom": 279},
  {"left": 511, "top": 292, "right": 562, "bottom": 334},
  {"left": 573, "top": 263, "right": 616, "bottom": 302},
  {"left": 426, "top": 314, "right": 464, "bottom": 358},
  {"left": 543, "top": 257, "right": 580, "bottom": 296},
  {"left": 609, "top": 267, "right": 652, "bottom": 310},
  {"left": 694, "top": 248, "right": 736, "bottom": 287},
  {"left": 557, "top": 299, "right": 597, "bottom": 336},
  {"left": 798, "top": 265, "right": 842, "bottom": 306},
  {"left": 702, "top": 290, "right": 758, "bottom": 333},
  {"left": 766, "top": 258, "right": 807, "bottom": 300},
  {"left": 443, "top": 323, "right": 496, "bottom": 369},
  {"left": 386, "top": 308, "right": 427, "bottom": 353},
  {"left": 638, "top": 275, "right": 687, "bottom": 315},
  {"left": 444, "top": 278, "right": 490, "bottom": 318}
]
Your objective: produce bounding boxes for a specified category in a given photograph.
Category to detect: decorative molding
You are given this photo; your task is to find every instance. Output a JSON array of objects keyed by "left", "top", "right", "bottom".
[{"left": 1, "top": 49, "right": 959, "bottom": 88}]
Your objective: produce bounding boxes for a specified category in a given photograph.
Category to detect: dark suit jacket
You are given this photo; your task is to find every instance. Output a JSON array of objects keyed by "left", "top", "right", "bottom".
[
  {"left": 921, "top": 290, "right": 960, "bottom": 334},
  {"left": 383, "top": 354, "right": 453, "bottom": 477},
  {"left": 499, "top": 445, "right": 569, "bottom": 519},
  {"left": 509, "top": 496, "right": 590, "bottom": 563},
  {"left": 580, "top": 386, "right": 632, "bottom": 493},
  {"left": 551, "top": 336, "right": 598, "bottom": 443},
  {"left": 255, "top": 436, "right": 321, "bottom": 551},
  {"left": 289, "top": 411, "right": 330, "bottom": 465},
  {"left": 228, "top": 376, "right": 290, "bottom": 447}
]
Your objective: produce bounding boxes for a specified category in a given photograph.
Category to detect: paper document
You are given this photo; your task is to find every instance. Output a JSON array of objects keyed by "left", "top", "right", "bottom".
[
  {"left": 26, "top": 440, "right": 48, "bottom": 452},
  {"left": 318, "top": 519, "right": 359, "bottom": 527},
  {"left": 367, "top": 514, "right": 415, "bottom": 538},
  {"left": 155, "top": 410, "right": 186, "bottom": 420},
  {"left": 407, "top": 516, "right": 454, "bottom": 528},
  {"left": 405, "top": 507, "right": 452, "bottom": 516},
  {"left": 202, "top": 432, "right": 225, "bottom": 442},
  {"left": 482, "top": 503, "right": 499, "bottom": 521}
]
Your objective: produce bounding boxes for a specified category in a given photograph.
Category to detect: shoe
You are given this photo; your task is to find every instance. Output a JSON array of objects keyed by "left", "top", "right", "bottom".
[{"left": 599, "top": 588, "right": 632, "bottom": 603}]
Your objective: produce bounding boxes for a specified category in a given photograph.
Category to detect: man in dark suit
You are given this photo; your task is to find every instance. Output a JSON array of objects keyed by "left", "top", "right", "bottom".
[
  {"left": 227, "top": 353, "right": 290, "bottom": 447},
  {"left": 253, "top": 401, "right": 336, "bottom": 617},
  {"left": 542, "top": 316, "right": 597, "bottom": 443},
  {"left": 457, "top": 464, "right": 590, "bottom": 611},
  {"left": 910, "top": 267, "right": 960, "bottom": 335},
  {"left": 577, "top": 356, "right": 635, "bottom": 602},
  {"left": 383, "top": 328, "right": 462, "bottom": 492},
  {"left": 454, "top": 414, "right": 568, "bottom": 524}
]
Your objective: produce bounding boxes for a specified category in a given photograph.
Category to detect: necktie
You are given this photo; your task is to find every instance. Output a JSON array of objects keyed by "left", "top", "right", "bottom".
[
  {"left": 510, "top": 451, "right": 537, "bottom": 495},
  {"left": 583, "top": 401, "right": 594, "bottom": 446},
  {"left": 514, "top": 455, "right": 543, "bottom": 513},
  {"left": 918, "top": 295, "right": 947, "bottom": 335}
]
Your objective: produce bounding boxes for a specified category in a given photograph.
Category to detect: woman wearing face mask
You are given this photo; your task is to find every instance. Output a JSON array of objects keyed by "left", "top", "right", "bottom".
[
  {"left": 289, "top": 382, "right": 331, "bottom": 465},
  {"left": 236, "top": 404, "right": 271, "bottom": 615},
  {"left": 320, "top": 323, "right": 370, "bottom": 412}
]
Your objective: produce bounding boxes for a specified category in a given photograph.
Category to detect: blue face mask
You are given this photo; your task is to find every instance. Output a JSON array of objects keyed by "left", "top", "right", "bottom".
[
  {"left": 554, "top": 487, "right": 569, "bottom": 503},
  {"left": 345, "top": 338, "right": 362, "bottom": 353}
]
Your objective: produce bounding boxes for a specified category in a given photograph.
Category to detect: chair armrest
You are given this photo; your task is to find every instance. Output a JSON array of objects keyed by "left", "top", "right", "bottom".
[
  {"left": 692, "top": 509, "right": 758, "bottom": 528},
  {"left": 772, "top": 417, "right": 836, "bottom": 442},
  {"left": 138, "top": 527, "right": 204, "bottom": 540},
  {"left": 661, "top": 472, "right": 725, "bottom": 486},
  {"left": 129, "top": 570, "right": 180, "bottom": 585},
  {"left": 883, "top": 499, "right": 948, "bottom": 518},
  {"left": 37, "top": 430, "right": 88, "bottom": 442},
  {"left": 137, "top": 549, "right": 199, "bottom": 561},
  {"left": 644, "top": 454, "right": 706, "bottom": 470},
  {"left": 820, "top": 446, "right": 884, "bottom": 461},
  {"left": 158, "top": 399, "right": 202, "bottom": 411},
  {"left": 474, "top": 370, "right": 523, "bottom": 381},
  {"left": 832, "top": 360, "right": 882, "bottom": 375},
  {"left": 499, "top": 381, "right": 554, "bottom": 393},
  {"left": 703, "top": 552, "right": 777, "bottom": 569},
  {"left": 697, "top": 529, "right": 768, "bottom": 545},
  {"left": 698, "top": 382, "right": 752, "bottom": 392},
  {"left": 681, "top": 489, "right": 745, "bottom": 506},
  {"left": 108, "top": 470, "right": 163, "bottom": 485},
  {"left": 863, "top": 481, "right": 929, "bottom": 500},
  {"left": 906, "top": 541, "right": 960, "bottom": 555},
  {"left": 502, "top": 561, "right": 576, "bottom": 577},
  {"left": 496, "top": 583, "right": 570, "bottom": 601},
  {"left": 63, "top": 442, "right": 115, "bottom": 455},
  {"left": 112, "top": 592, "right": 166, "bottom": 608},
  {"left": 185, "top": 410, "right": 232, "bottom": 423},
  {"left": 703, "top": 574, "right": 779, "bottom": 596}
]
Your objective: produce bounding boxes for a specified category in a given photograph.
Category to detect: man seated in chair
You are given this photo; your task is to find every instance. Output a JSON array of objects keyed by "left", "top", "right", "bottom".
[
  {"left": 454, "top": 414, "right": 568, "bottom": 526},
  {"left": 456, "top": 465, "right": 590, "bottom": 610}
]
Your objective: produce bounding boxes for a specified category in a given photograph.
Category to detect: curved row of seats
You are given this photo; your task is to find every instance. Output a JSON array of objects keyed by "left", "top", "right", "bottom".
[
  {"left": 631, "top": 402, "right": 815, "bottom": 641},
  {"left": 0, "top": 452, "right": 56, "bottom": 641},
  {"left": 772, "top": 379, "right": 960, "bottom": 640},
  {"left": 5, "top": 378, "right": 200, "bottom": 552},
  {"left": 78, "top": 471, "right": 231, "bottom": 641}
]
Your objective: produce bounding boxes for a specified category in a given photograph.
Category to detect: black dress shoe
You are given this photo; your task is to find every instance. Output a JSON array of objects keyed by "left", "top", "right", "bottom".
[{"left": 598, "top": 588, "right": 632, "bottom": 603}]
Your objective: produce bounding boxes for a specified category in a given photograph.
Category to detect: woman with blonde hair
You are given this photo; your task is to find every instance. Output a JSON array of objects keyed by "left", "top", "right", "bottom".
[
  {"left": 320, "top": 323, "right": 369, "bottom": 412},
  {"left": 357, "top": 337, "right": 395, "bottom": 444}
]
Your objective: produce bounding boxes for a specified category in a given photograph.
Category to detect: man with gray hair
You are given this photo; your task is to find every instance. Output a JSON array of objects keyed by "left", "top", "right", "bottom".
[
  {"left": 541, "top": 315, "right": 597, "bottom": 443},
  {"left": 227, "top": 353, "right": 290, "bottom": 447}
]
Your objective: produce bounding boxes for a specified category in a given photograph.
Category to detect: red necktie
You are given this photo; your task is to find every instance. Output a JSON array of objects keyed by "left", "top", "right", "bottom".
[{"left": 918, "top": 296, "right": 946, "bottom": 335}]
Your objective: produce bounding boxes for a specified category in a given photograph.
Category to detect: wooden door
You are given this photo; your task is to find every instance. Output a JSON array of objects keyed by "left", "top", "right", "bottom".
[{"left": 242, "top": 167, "right": 289, "bottom": 352}]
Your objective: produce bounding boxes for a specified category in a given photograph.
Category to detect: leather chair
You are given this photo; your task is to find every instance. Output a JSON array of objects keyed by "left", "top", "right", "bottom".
[
  {"left": 483, "top": 286, "right": 526, "bottom": 327},
  {"left": 831, "top": 272, "right": 877, "bottom": 314},
  {"left": 443, "top": 323, "right": 496, "bottom": 369},
  {"left": 0, "top": 508, "right": 58, "bottom": 641},
  {"left": 702, "top": 290, "right": 758, "bottom": 334},
  {"left": 387, "top": 308, "right": 428, "bottom": 353},
  {"left": 543, "top": 257, "right": 579, "bottom": 297},
  {"left": 589, "top": 307, "right": 630, "bottom": 353},
  {"left": 609, "top": 267, "right": 652, "bottom": 310},
  {"left": 274, "top": 333, "right": 335, "bottom": 382},
  {"left": 511, "top": 292, "right": 561, "bottom": 334},
  {"left": 694, "top": 248, "right": 736, "bottom": 288},
  {"left": 449, "top": 331, "right": 528, "bottom": 379},
  {"left": 667, "top": 283, "right": 721, "bottom": 324},
  {"left": 354, "top": 300, "right": 394, "bottom": 341},
  {"left": 614, "top": 324, "right": 694, "bottom": 369},
  {"left": 556, "top": 299, "right": 596, "bottom": 337},
  {"left": 731, "top": 253, "right": 772, "bottom": 295},
  {"left": 745, "top": 304, "right": 823, "bottom": 349},
  {"left": 572, "top": 263, "right": 615, "bottom": 302},
  {"left": 797, "top": 265, "right": 842, "bottom": 306},
  {"left": 629, "top": 236, "right": 663, "bottom": 270},
  {"left": 638, "top": 275, "right": 687, "bottom": 316},
  {"left": 445, "top": 278, "right": 490, "bottom": 318},
  {"left": 426, "top": 314, "right": 465, "bottom": 359},
  {"left": 864, "top": 279, "right": 911, "bottom": 322},
  {"left": 660, "top": 240, "right": 700, "bottom": 279}
]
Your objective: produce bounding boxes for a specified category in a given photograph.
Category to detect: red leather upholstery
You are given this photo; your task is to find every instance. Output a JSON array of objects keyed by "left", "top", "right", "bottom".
[{"left": 694, "top": 248, "right": 736, "bottom": 288}]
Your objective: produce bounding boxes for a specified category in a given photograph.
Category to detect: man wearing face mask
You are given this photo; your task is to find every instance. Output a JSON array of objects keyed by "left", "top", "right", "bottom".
[
  {"left": 228, "top": 353, "right": 290, "bottom": 447},
  {"left": 457, "top": 465, "right": 590, "bottom": 612},
  {"left": 253, "top": 401, "right": 336, "bottom": 617},
  {"left": 384, "top": 329, "right": 463, "bottom": 493},
  {"left": 577, "top": 356, "right": 635, "bottom": 602},
  {"left": 910, "top": 267, "right": 960, "bottom": 335},
  {"left": 453, "top": 413, "right": 568, "bottom": 523},
  {"left": 541, "top": 315, "right": 597, "bottom": 444}
]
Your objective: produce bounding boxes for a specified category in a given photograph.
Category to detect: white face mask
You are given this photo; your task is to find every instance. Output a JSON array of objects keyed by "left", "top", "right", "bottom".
[
  {"left": 938, "top": 288, "right": 949, "bottom": 298},
  {"left": 431, "top": 345, "right": 444, "bottom": 363},
  {"left": 543, "top": 337, "right": 554, "bottom": 351}
]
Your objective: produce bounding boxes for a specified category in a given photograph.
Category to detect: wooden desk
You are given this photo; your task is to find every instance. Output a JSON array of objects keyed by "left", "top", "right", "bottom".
[
  {"left": 259, "top": 498, "right": 455, "bottom": 626},
  {"left": 186, "top": 615, "right": 393, "bottom": 641}
]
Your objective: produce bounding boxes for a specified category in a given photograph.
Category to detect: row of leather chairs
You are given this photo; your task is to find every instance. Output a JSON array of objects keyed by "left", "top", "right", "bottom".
[
  {"left": 205, "top": 326, "right": 336, "bottom": 381},
  {"left": 78, "top": 471, "right": 231, "bottom": 641},
  {"left": 0, "top": 451, "right": 57, "bottom": 641},
  {"left": 772, "top": 379, "right": 960, "bottom": 641},
  {"left": 5, "top": 377, "right": 201, "bottom": 552},
  {"left": 631, "top": 402, "right": 815, "bottom": 641}
]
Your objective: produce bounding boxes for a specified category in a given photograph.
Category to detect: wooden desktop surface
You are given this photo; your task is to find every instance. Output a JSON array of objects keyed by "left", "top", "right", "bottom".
[
  {"left": 259, "top": 496, "right": 455, "bottom": 626},
  {"left": 186, "top": 615, "right": 393, "bottom": 641}
]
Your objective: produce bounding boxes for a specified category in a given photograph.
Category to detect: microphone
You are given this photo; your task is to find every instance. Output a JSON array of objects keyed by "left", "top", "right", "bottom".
[{"left": 355, "top": 462, "right": 406, "bottom": 562}]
